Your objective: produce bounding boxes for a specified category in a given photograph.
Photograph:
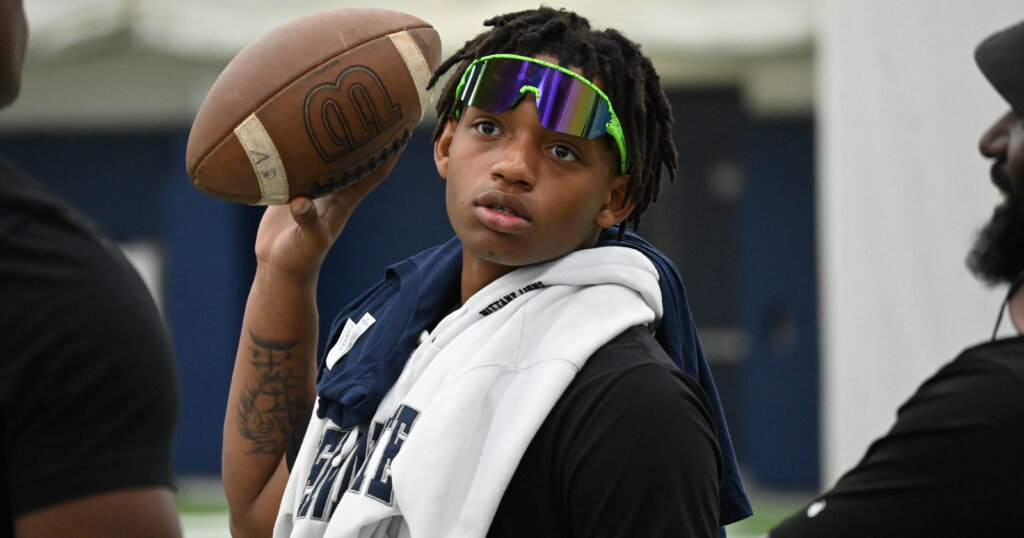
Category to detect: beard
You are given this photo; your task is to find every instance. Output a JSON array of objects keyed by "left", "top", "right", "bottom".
[{"left": 967, "top": 164, "right": 1024, "bottom": 285}]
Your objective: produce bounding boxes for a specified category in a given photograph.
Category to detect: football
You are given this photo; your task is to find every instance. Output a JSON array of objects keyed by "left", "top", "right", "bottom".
[{"left": 185, "top": 8, "right": 442, "bottom": 205}]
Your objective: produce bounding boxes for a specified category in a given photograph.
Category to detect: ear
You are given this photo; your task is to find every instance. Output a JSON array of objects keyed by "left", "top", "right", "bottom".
[
  {"left": 434, "top": 119, "right": 457, "bottom": 179},
  {"left": 595, "top": 174, "right": 636, "bottom": 229}
]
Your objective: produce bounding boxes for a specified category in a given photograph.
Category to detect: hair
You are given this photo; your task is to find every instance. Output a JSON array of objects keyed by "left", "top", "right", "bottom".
[{"left": 426, "top": 6, "right": 677, "bottom": 236}]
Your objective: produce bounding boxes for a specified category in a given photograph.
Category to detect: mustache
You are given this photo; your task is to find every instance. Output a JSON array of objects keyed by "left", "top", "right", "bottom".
[{"left": 991, "top": 161, "right": 1014, "bottom": 193}]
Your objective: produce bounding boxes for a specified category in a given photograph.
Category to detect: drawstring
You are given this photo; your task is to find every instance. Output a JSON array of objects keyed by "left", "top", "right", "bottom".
[{"left": 992, "top": 270, "right": 1024, "bottom": 340}]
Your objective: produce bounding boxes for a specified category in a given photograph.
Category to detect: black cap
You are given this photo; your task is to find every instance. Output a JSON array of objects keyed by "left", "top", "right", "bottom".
[{"left": 976, "top": 20, "right": 1024, "bottom": 114}]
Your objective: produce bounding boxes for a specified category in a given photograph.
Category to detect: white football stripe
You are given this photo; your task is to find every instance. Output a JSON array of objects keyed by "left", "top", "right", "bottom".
[
  {"left": 234, "top": 114, "right": 289, "bottom": 205},
  {"left": 388, "top": 31, "right": 433, "bottom": 120}
]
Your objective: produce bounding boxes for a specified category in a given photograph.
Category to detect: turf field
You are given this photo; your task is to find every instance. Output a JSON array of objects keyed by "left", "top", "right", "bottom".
[{"left": 176, "top": 478, "right": 806, "bottom": 537}]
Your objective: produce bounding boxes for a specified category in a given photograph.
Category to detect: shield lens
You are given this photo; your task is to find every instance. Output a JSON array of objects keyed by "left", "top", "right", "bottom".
[
  {"left": 533, "top": 67, "right": 611, "bottom": 140},
  {"left": 459, "top": 58, "right": 611, "bottom": 140},
  {"left": 455, "top": 55, "right": 626, "bottom": 173}
]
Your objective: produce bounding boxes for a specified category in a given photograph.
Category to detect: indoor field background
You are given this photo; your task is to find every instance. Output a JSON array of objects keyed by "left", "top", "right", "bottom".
[{"left": 3, "top": 0, "right": 1022, "bottom": 535}]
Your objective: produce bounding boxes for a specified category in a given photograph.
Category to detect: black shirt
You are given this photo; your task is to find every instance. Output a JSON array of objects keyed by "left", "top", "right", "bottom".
[
  {"left": 770, "top": 336, "right": 1024, "bottom": 538},
  {"left": 488, "top": 324, "right": 722, "bottom": 537},
  {"left": 0, "top": 159, "right": 179, "bottom": 533}
]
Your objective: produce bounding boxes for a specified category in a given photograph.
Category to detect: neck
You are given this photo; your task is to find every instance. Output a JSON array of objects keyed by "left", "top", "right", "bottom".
[
  {"left": 460, "top": 254, "right": 516, "bottom": 304},
  {"left": 1010, "top": 285, "right": 1024, "bottom": 333}
]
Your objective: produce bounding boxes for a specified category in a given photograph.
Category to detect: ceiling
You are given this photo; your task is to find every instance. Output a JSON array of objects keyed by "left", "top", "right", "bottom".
[{"left": 2, "top": 0, "right": 816, "bottom": 130}]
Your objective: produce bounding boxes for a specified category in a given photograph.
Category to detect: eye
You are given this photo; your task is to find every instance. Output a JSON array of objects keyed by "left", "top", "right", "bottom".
[
  {"left": 549, "top": 144, "right": 579, "bottom": 162},
  {"left": 474, "top": 120, "right": 502, "bottom": 136}
]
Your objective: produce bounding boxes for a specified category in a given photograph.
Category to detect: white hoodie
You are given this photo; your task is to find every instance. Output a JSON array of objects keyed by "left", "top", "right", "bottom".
[{"left": 275, "top": 245, "right": 663, "bottom": 538}]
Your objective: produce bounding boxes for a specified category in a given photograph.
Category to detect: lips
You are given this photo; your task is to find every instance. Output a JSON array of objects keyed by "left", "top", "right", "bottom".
[
  {"left": 474, "top": 190, "right": 532, "bottom": 222},
  {"left": 991, "top": 162, "right": 1014, "bottom": 194}
]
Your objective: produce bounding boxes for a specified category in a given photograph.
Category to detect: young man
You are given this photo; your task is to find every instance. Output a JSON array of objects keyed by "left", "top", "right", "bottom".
[
  {"left": 769, "top": 19, "right": 1024, "bottom": 538},
  {"left": 1, "top": 0, "right": 181, "bottom": 535},
  {"left": 223, "top": 8, "right": 751, "bottom": 537}
]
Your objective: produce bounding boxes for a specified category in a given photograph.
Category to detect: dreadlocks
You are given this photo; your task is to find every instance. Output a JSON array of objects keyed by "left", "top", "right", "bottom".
[{"left": 426, "top": 7, "right": 677, "bottom": 235}]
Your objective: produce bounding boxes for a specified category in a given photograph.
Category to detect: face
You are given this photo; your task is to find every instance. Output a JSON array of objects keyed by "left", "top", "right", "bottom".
[
  {"left": 967, "top": 109, "right": 1024, "bottom": 284},
  {"left": 0, "top": 0, "right": 27, "bottom": 108},
  {"left": 434, "top": 60, "right": 633, "bottom": 288}
]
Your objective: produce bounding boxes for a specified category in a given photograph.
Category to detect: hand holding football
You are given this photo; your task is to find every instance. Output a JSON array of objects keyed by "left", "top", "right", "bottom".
[{"left": 186, "top": 8, "right": 442, "bottom": 205}]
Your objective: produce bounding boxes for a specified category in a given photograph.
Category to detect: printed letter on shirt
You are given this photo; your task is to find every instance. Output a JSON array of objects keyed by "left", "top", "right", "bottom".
[
  {"left": 366, "top": 405, "right": 421, "bottom": 505},
  {"left": 298, "top": 426, "right": 351, "bottom": 520}
]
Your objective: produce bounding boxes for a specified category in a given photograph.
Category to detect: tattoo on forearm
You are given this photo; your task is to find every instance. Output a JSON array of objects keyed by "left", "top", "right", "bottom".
[{"left": 237, "top": 331, "right": 309, "bottom": 455}]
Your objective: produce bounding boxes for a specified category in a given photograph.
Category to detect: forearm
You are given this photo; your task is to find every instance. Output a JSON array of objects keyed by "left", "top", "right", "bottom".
[
  {"left": 219, "top": 166, "right": 392, "bottom": 535},
  {"left": 223, "top": 265, "right": 320, "bottom": 536},
  {"left": 15, "top": 488, "right": 181, "bottom": 538}
]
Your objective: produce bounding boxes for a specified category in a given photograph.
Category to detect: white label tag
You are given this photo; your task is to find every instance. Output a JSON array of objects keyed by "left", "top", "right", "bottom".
[
  {"left": 325, "top": 319, "right": 356, "bottom": 370},
  {"left": 324, "top": 313, "right": 376, "bottom": 370},
  {"left": 356, "top": 312, "right": 376, "bottom": 332}
]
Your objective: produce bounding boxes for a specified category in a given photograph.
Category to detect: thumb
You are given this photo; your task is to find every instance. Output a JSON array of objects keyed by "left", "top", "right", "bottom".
[{"left": 289, "top": 197, "right": 319, "bottom": 228}]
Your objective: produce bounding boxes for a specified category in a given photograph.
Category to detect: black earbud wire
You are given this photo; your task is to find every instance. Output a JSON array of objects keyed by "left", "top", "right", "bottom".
[{"left": 991, "top": 270, "right": 1024, "bottom": 340}]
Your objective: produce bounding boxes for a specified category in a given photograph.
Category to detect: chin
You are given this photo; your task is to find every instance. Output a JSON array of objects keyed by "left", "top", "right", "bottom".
[
  {"left": 967, "top": 192, "right": 1024, "bottom": 284},
  {"left": 468, "top": 240, "right": 562, "bottom": 272},
  {"left": 0, "top": 81, "right": 20, "bottom": 108}
]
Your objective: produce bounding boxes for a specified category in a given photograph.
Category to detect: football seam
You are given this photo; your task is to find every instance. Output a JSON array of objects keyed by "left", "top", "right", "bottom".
[
  {"left": 308, "top": 128, "right": 413, "bottom": 198},
  {"left": 191, "top": 179, "right": 258, "bottom": 204},
  {"left": 191, "top": 23, "right": 434, "bottom": 177}
]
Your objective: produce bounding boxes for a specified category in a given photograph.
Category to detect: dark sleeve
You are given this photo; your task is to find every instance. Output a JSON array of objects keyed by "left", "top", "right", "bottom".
[
  {"left": 490, "top": 327, "right": 723, "bottom": 538},
  {"left": 562, "top": 357, "right": 722, "bottom": 537},
  {"left": 770, "top": 345, "right": 1024, "bottom": 538},
  {"left": 286, "top": 408, "right": 314, "bottom": 471},
  {"left": 1, "top": 200, "right": 180, "bottom": 518}
]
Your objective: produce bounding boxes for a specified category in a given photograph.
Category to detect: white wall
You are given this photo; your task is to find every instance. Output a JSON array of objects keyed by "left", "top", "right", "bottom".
[
  {"left": 120, "top": 240, "right": 165, "bottom": 316},
  {"left": 817, "top": 0, "right": 1024, "bottom": 486}
]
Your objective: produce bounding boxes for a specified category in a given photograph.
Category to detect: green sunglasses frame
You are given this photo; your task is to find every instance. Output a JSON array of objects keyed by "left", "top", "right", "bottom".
[{"left": 454, "top": 54, "right": 627, "bottom": 174}]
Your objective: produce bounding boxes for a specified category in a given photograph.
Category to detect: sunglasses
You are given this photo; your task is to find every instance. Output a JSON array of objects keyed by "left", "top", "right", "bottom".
[{"left": 454, "top": 54, "right": 627, "bottom": 174}]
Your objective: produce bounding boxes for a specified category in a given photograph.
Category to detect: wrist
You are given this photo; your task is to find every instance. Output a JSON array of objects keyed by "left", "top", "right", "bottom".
[{"left": 254, "top": 260, "right": 320, "bottom": 292}]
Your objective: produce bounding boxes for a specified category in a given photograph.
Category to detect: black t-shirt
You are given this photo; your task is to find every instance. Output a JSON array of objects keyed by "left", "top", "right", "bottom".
[
  {"left": 289, "top": 325, "right": 723, "bottom": 537},
  {"left": 488, "top": 324, "right": 723, "bottom": 537},
  {"left": 770, "top": 336, "right": 1024, "bottom": 538},
  {"left": 0, "top": 159, "right": 179, "bottom": 533}
]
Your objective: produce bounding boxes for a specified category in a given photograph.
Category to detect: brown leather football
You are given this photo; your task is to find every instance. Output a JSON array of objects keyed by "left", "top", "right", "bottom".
[{"left": 185, "top": 8, "right": 442, "bottom": 205}]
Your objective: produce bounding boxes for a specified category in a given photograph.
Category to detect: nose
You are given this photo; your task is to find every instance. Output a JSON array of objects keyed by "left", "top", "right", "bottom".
[
  {"left": 980, "top": 110, "right": 1014, "bottom": 158},
  {"left": 490, "top": 134, "right": 537, "bottom": 190}
]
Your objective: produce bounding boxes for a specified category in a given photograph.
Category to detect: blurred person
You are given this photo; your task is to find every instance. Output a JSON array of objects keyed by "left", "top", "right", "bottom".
[
  {"left": 0, "top": 0, "right": 181, "bottom": 535},
  {"left": 769, "top": 19, "right": 1024, "bottom": 538},
  {"left": 222, "top": 7, "right": 751, "bottom": 538}
]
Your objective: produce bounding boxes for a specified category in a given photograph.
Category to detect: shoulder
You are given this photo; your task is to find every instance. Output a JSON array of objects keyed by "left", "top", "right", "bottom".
[
  {"left": 0, "top": 159, "right": 162, "bottom": 324},
  {"left": 569, "top": 325, "right": 716, "bottom": 421},
  {"left": 0, "top": 159, "right": 175, "bottom": 388},
  {"left": 899, "top": 336, "right": 1024, "bottom": 423},
  {"left": 771, "top": 337, "right": 1024, "bottom": 537},
  {"left": 1, "top": 159, "right": 178, "bottom": 518},
  {"left": 955, "top": 335, "right": 1024, "bottom": 382},
  {"left": 0, "top": 158, "right": 134, "bottom": 289},
  {"left": 509, "top": 326, "right": 724, "bottom": 536},
  {"left": 0, "top": 158, "right": 55, "bottom": 237},
  {"left": 881, "top": 336, "right": 1024, "bottom": 453},
  {"left": 544, "top": 325, "right": 721, "bottom": 468}
]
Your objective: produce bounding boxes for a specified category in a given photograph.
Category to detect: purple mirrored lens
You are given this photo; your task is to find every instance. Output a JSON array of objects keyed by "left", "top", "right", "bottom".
[
  {"left": 458, "top": 58, "right": 611, "bottom": 140},
  {"left": 532, "top": 68, "right": 610, "bottom": 139}
]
